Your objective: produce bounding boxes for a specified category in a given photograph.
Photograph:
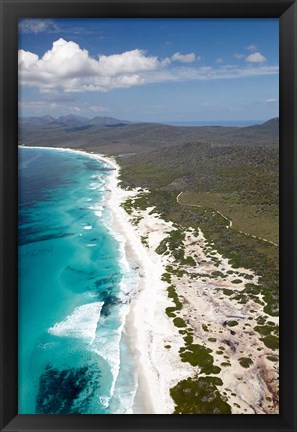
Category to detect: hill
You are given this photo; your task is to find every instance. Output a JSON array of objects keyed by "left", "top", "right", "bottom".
[
  {"left": 19, "top": 117, "right": 278, "bottom": 154},
  {"left": 116, "top": 122, "right": 279, "bottom": 320},
  {"left": 18, "top": 116, "right": 279, "bottom": 246},
  {"left": 20, "top": 114, "right": 131, "bottom": 129}
]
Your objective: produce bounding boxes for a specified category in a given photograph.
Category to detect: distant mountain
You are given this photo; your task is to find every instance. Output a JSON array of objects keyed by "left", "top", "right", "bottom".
[
  {"left": 57, "top": 114, "right": 90, "bottom": 126},
  {"left": 18, "top": 117, "right": 279, "bottom": 155},
  {"left": 164, "top": 120, "right": 264, "bottom": 127},
  {"left": 245, "top": 117, "right": 279, "bottom": 135},
  {"left": 88, "top": 116, "right": 130, "bottom": 126},
  {"left": 20, "top": 115, "right": 55, "bottom": 126},
  {"left": 261, "top": 117, "right": 279, "bottom": 127},
  {"left": 20, "top": 114, "right": 130, "bottom": 128}
]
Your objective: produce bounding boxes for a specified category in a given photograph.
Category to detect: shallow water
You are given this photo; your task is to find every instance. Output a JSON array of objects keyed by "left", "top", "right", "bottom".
[{"left": 18, "top": 147, "right": 139, "bottom": 414}]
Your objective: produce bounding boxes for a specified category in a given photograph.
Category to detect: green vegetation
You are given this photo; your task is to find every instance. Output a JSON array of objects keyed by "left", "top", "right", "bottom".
[
  {"left": 121, "top": 188, "right": 278, "bottom": 317},
  {"left": 140, "top": 235, "right": 149, "bottom": 247},
  {"left": 183, "top": 256, "right": 196, "bottom": 266},
  {"left": 165, "top": 308, "right": 176, "bottom": 318},
  {"left": 202, "top": 324, "right": 209, "bottom": 332},
  {"left": 222, "top": 289, "right": 233, "bottom": 296},
  {"left": 165, "top": 266, "right": 186, "bottom": 278},
  {"left": 120, "top": 161, "right": 178, "bottom": 189},
  {"left": 161, "top": 273, "right": 171, "bottom": 283},
  {"left": 155, "top": 229, "right": 196, "bottom": 266},
  {"left": 238, "top": 357, "right": 254, "bottom": 368},
  {"left": 179, "top": 343, "right": 221, "bottom": 374},
  {"left": 227, "top": 321, "right": 238, "bottom": 327},
  {"left": 173, "top": 317, "right": 187, "bottom": 328},
  {"left": 212, "top": 271, "right": 225, "bottom": 278},
  {"left": 184, "top": 334, "right": 194, "bottom": 345},
  {"left": 254, "top": 325, "right": 278, "bottom": 336},
  {"left": 122, "top": 194, "right": 150, "bottom": 213},
  {"left": 254, "top": 324, "right": 279, "bottom": 351},
  {"left": 165, "top": 285, "right": 183, "bottom": 319},
  {"left": 261, "top": 335, "right": 279, "bottom": 350},
  {"left": 267, "top": 321, "right": 276, "bottom": 326},
  {"left": 117, "top": 129, "right": 279, "bottom": 318},
  {"left": 178, "top": 191, "right": 278, "bottom": 244},
  {"left": 155, "top": 240, "right": 167, "bottom": 255},
  {"left": 99, "top": 123, "right": 274, "bottom": 407},
  {"left": 170, "top": 377, "right": 231, "bottom": 414},
  {"left": 267, "top": 355, "right": 278, "bottom": 362}
]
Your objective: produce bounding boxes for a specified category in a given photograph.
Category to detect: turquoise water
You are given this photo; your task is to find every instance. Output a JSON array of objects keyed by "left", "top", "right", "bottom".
[{"left": 18, "top": 148, "right": 139, "bottom": 414}]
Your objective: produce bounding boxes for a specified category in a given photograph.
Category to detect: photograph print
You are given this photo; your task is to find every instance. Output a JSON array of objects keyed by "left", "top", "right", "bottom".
[{"left": 18, "top": 18, "right": 279, "bottom": 415}]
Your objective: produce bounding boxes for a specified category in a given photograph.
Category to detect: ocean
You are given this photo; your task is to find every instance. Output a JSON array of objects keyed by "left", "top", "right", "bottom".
[{"left": 18, "top": 147, "right": 139, "bottom": 414}]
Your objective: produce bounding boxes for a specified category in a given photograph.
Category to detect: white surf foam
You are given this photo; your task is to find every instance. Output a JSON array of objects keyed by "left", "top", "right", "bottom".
[
  {"left": 48, "top": 301, "right": 104, "bottom": 345},
  {"left": 91, "top": 303, "right": 130, "bottom": 406},
  {"left": 88, "top": 204, "right": 103, "bottom": 211},
  {"left": 21, "top": 146, "right": 139, "bottom": 413},
  {"left": 88, "top": 181, "right": 105, "bottom": 191}
]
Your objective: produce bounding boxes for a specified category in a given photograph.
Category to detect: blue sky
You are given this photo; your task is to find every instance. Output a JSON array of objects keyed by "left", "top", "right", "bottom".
[{"left": 18, "top": 18, "right": 279, "bottom": 123}]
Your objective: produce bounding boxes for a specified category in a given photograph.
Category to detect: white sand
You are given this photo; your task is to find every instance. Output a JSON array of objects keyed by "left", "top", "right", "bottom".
[
  {"left": 101, "top": 155, "right": 279, "bottom": 414},
  {"left": 20, "top": 146, "right": 189, "bottom": 413},
  {"left": 103, "top": 160, "right": 195, "bottom": 414}
]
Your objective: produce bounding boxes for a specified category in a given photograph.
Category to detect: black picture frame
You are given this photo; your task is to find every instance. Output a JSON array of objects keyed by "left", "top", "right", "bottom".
[{"left": 0, "top": 1, "right": 296, "bottom": 431}]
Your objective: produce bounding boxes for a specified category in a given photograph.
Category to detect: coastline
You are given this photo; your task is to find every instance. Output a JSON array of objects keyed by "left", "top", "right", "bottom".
[
  {"left": 19, "top": 146, "right": 180, "bottom": 413},
  {"left": 19, "top": 145, "right": 279, "bottom": 414}
]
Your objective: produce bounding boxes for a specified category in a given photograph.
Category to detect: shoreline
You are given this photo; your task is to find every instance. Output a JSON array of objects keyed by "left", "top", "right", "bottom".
[
  {"left": 19, "top": 145, "right": 279, "bottom": 414},
  {"left": 19, "top": 145, "right": 176, "bottom": 413}
]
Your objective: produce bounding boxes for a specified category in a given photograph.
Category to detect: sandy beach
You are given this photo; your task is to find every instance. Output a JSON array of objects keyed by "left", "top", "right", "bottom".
[
  {"left": 19, "top": 145, "right": 279, "bottom": 414},
  {"left": 102, "top": 150, "right": 279, "bottom": 414}
]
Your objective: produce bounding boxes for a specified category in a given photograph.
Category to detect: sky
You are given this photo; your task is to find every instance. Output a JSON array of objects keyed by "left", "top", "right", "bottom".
[{"left": 18, "top": 18, "right": 279, "bottom": 123}]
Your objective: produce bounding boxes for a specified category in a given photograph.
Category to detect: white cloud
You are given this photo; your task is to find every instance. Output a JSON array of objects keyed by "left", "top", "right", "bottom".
[
  {"left": 265, "top": 98, "right": 278, "bottom": 103},
  {"left": 19, "top": 100, "right": 57, "bottom": 109},
  {"left": 19, "top": 38, "right": 278, "bottom": 93},
  {"left": 246, "top": 44, "right": 258, "bottom": 52},
  {"left": 158, "top": 64, "right": 278, "bottom": 82},
  {"left": 245, "top": 52, "right": 267, "bottom": 63},
  {"left": 215, "top": 58, "right": 224, "bottom": 64},
  {"left": 89, "top": 105, "right": 109, "bottom": 113},
  {"left": 233, "top": 53, "right": 245, "bottom": 60},
  {"left": 220, "top": 64, "right": 237, "bottom": 70},
  {"left": 96, "top": 50, "right": 160, "bottom": 76},
  {"left": 18, "top": 99, "right": 109, "bottom": 115},
  {"left": 171, "top": 52, "right": 197, "bottom": 63},
  {"left": 19, "top": 19, "right": 60, "bottom": 34},
  {"left": 19, "top": 38, "right": 163, "bottom": 92}
]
